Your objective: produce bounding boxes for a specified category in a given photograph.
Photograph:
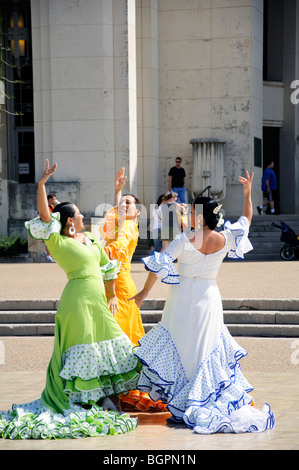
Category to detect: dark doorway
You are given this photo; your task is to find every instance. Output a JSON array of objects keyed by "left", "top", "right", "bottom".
[
  {"left": 263, "top": 127, "right": 280, "bottom": 214},
  {"left": 2, "top": 0, "right": 35, "bottom": 182}
]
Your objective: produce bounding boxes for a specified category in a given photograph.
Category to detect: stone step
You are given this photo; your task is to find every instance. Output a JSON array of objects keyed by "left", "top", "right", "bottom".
[
  {"left": 1, "top": 298, "right": 299, "bottom": 337},
  {"left": 250, "top": 214, "right": 299, "bottom": 225},
  {"left": 245, "top": 248, "right": 283, "bottom": 258},
  {"left": 249, "top": 240, "right": 283, "bottom": 248},
  {"left": 249, "top": 234, "right": 283, "bottom": 241},
  {"left": 0, "top": 311, "right": 56, "bottom": 323},
  {"left": 2, "top": 298, "right": 299, "bottom": 311},
  {"left": 243, "top": 253, "right": 281, "bottom": 261},
  {"left": 140, "top": 298, "right": 299, "bottom": 311},
  {"left": 0, "top": 300, "right": 59, "bottom": 310},
  {"left": 241, "top": 216, "right": 298, "bottom": 261},
  {"left": 1, "top": 309, "right": 299, "bottom": 324},
  {"left": 228, "top": 324, "right": 299, "bottom": 336},
  {"left": 1, "top": 321, "right": 299, "bottom": 337},
  {"left": 1, "top": 308, "right": 299, "bottom": 337},
  {"left": 0, "top": 323, "right": 55, "bottom": 336},
  {"left": 142, "top": 323, "right": 299, "bottom": 336},
  {"left": 250, "top": 222, "right": 299, "bottom": 231},
  {"left": 141, "top": 310, "right": 299, "bottom": 324},
  {"left": 246, "top": 243, "right": 283, "bottom": 253}
]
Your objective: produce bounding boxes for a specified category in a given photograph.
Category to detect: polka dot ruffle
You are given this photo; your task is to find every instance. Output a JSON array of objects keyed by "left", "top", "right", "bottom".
[
  {"left": 100, "top": 260, "right": 120, "bottom": 281},
  {"left": 24, "top": 213, "right": 61, "bottom": 240},
  {"left": 60, "top": 334, "right": 140, "bottom": 404},
  {"left": 0, "top": 401, "right": 138, "bottom": 439},
  {"left": 142, "top": 251, "right": 180, "bottom": 284},
  {"left": 134, "top": 324, "right": 272, "bottom": 432},
  {"left": 223, "top": 216, "right": 253, "bottom": 259}
]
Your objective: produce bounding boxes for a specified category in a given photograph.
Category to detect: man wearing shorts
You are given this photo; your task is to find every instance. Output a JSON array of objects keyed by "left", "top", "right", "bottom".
[{"left": 257, "top": 161, "right": 277, "bottom": 214}]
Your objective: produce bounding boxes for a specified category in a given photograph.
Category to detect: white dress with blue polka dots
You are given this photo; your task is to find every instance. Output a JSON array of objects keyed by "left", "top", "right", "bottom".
[{"left": 135, "top": 217, "right": 275, "bottom": 434}]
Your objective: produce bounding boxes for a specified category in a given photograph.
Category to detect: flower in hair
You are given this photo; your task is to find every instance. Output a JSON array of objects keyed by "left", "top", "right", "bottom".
[
  {"left": 213, "top": 204, "right": 223, "bottom": 215},
  {"left": 216, "top": 212, "right": 224, "bottom": 227}
]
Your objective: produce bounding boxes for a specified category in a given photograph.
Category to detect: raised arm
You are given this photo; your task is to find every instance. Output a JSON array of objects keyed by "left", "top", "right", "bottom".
[
  {"left": 37, "top": 159, "right": 57, "bottom": 222},
  {"left": 238, "top": 171, "right": 254, "bottom": 226},
  {"left": 114, "top": 167, "right": 127, "bottom": 206}
]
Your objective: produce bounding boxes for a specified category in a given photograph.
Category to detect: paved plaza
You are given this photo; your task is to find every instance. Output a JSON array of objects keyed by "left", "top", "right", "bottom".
[{"left": 0, "top": 260, "right": 299, "bottom": 451}]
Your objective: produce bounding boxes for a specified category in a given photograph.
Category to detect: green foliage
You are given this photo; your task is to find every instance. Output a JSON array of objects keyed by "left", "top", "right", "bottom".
[{"left": 0, "top": 234, "right": 28, "bottom": 257}]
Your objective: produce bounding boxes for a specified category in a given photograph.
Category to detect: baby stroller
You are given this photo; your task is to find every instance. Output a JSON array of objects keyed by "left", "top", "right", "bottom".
[{"left": 272, "top": 221, "right": 299, "bottom": 260}]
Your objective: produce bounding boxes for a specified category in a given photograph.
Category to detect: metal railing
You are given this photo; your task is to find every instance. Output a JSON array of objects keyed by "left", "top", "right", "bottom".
[{"left": 198, "top": 185, "right": 211, "bottom": 198}]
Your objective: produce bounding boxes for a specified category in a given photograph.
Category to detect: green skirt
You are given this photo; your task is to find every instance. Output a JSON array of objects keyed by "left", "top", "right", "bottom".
[{"left": 0, "top": 278, "right": 141, "bottom": 439}]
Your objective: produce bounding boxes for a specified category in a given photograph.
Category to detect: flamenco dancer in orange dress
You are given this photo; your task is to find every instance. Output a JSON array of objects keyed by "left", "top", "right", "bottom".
[{"left": 100, "top": 168, "right": 167, "bottom": 412}]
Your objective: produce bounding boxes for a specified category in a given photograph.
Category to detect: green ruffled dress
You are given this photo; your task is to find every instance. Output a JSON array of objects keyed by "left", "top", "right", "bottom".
[{"left": 0, "top": 213, "right": 140, "bottom": 439}]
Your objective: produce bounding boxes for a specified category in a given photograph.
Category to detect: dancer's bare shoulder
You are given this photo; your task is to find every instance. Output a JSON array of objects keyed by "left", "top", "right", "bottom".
[{"left": 186, "top": 230, "right": 225, "bottom": 255}]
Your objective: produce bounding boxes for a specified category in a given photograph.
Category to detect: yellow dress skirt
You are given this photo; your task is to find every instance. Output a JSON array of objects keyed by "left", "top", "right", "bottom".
[{"left": 100, "top": 209, "right": 167, "bottom": 412}]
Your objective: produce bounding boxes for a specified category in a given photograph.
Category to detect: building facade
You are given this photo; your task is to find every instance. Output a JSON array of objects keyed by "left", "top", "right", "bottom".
[{"left": 1, "top": 0, "right": 299, "bottom": 236}]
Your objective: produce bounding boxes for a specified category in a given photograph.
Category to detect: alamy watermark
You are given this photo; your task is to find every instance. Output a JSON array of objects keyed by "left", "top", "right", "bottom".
[
  {"left": 290, "top": 80, "right": 299, "bottom": 105},
  {"left": 290, "top": 339, "right": 299, "bottom": 365},
  {"left": 94, "top": 203, "right": 214, "bottom": 249}
]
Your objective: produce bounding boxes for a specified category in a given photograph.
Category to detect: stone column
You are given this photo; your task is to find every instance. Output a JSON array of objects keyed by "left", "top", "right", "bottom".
[
  {"left": 30, "top": 0, "right": 137, "bottom": 215},
  {"left": 136, "top": 0, "right": 159, "bottom": 208},
  {"left": 280, "top": 0, "right": 299, "bottom": 213}
]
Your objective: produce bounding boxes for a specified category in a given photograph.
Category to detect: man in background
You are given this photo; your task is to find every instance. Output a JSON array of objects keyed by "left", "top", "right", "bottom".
[
  {"left": 168, "top": 157, "right": 186, "bottom": 203},
  {"left": 257, "top": 161, "right": 277, "bottom": 215},
  {"left": 47, "top": 193, "right": 60, "bottom": 212}
]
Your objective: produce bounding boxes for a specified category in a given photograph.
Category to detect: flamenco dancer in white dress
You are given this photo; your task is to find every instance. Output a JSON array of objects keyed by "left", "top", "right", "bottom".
[{"left": 130, "top": 172, "right": 274, "bottom": 434}]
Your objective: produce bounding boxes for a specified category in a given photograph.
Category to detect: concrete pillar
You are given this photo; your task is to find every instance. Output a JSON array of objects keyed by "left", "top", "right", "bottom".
[
  {"left": 280, "top": 0, "right": 299, "bottom": 213},
  {"left": 136, "top": 0, "right": 160, "bottom": 208},
  {"left": 30, "top": 0, "right": 138, "bottom": 215}
]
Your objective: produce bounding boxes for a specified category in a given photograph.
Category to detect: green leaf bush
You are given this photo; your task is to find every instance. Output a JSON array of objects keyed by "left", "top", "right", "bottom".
[{"left": 0, "top": 234, "right": 28, "bottom": 257}]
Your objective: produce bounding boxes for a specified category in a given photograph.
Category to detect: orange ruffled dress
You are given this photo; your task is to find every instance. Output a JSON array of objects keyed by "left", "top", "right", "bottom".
[{"left": 100, "top": 208, "right": 167, "bottom": 412}]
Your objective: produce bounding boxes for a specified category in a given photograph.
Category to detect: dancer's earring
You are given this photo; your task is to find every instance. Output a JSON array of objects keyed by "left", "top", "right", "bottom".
[{"left": 69, "top": 222, "right": 76, "bottom": 236}]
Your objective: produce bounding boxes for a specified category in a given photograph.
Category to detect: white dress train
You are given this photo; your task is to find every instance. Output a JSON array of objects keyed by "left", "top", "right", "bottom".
[{"left": 134, "top": 217, "right": 275, "bottom": 434}]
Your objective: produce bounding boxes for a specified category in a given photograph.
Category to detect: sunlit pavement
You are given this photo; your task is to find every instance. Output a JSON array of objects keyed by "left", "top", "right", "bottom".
[{"left": 0, "top": 261, "right": 299, "bottom": 450}]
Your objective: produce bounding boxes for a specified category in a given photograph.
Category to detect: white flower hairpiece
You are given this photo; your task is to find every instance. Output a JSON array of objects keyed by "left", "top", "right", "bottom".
[
  {"left": 213, "top": 204, "right": 223, "bottom": 215},
  {"left": 216, "top": 213, "right": 224, "bottom": 227},
  {"left": 213, "top": 204, "right": 224, "bottom": 227}
]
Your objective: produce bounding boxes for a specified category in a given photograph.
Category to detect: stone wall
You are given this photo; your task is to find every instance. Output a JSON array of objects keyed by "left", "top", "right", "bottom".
[
  {"left": 2, "top": 0, "right": 298, "bottom": 229},
  {"left": 137, "top": 0, "right": 264, "bottom": 215},
  {"left": 5, "top": 181, "right": 79, "bottom": 237}
]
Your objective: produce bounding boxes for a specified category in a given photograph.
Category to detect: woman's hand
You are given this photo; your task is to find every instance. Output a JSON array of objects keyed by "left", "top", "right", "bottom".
[
  {"left": 128, "top": 289, "right": 148, "bottom": 308},
  {"left": 107, "top": 295, "right": 119, "bottom": 316},
  {"left": 239, "top": 171, "right": 254, "bottom": 225},
  {"left": 239, "top": 171, "right": 254, "bottom": 195},
  {"left": 115, "top": 167, "right": 127, "bottom": 193},
  {"left": 39, "top": 159, "right": 57, "bottom": 185},
  {"left": 128, "top": 272, "right": 157, "bottom": 307},
  {"left": 114, "top": 167, "right": 127, "bottom": 206}
]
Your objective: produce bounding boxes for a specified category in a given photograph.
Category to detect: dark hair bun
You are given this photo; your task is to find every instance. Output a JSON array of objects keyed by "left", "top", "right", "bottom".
[{"left": 192, "top": 196, "right": 219, "bottom": 230}]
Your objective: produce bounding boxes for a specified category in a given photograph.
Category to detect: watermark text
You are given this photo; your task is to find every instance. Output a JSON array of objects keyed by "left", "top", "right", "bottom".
[{"left": 290, "top": 80, "right": 299, "bottom": 104}]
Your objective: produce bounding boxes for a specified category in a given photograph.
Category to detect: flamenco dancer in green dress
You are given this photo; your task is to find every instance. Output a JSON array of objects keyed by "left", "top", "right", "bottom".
[{"left": 0, "top": 160, "right": 140, "bottom": 439}]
